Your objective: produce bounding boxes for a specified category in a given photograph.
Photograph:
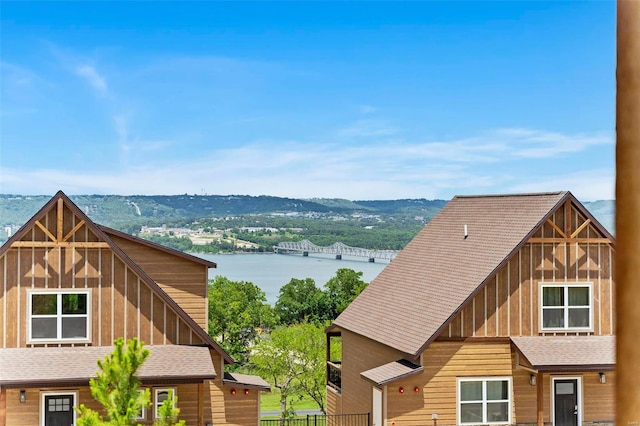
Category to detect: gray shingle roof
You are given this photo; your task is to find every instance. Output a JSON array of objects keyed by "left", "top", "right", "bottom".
[
  {"left": 223, "top": 372, "right": 271, "bottom": 390},
  {"left": 360, "top": 359, "right": 423, "bottom": 386},
  {"left": 334, "top": 192, "right": 570, "bottom": 357},
  {"left": 511, "top": 336, "right": 615, "bottom": 371},
  {"left": 0, "top": 345, "right": 217, "bottom": 387}
]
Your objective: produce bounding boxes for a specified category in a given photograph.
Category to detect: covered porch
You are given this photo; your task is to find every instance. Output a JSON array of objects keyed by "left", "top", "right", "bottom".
[{"left": 511, "top": 336, "right": 615, "bottom": 426}]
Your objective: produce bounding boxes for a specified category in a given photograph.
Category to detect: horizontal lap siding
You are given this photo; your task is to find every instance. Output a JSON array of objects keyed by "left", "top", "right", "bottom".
[
  {"left": 387, "top": 341, "right": 513, "bottom": 426},
  {"left": 583, "top": 372, "right": 615, "bottom": 421},
  {"left": 3, "top": 384, "right": 203, "bottom": 426},
  {"left": 108, "top": 235, "right": 209, "bottom": 331},
  {"left": 0, "top": 246, "right": 204, "bottom": 348},
  {"left": 205, "top": 377, "right": 261, "bottom": 426},
  {"left": 327, "top": 388, "right": 343, "bottom": 415},
  {"left": 341, "top": 329, "right": 408, "bottom": 417}
]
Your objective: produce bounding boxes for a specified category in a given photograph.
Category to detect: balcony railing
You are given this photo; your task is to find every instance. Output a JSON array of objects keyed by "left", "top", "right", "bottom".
[{"left": 327, "top": 361, "right": 342, "bottom": 391}]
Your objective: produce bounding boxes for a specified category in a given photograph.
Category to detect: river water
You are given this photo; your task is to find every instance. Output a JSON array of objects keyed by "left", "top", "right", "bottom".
[{"left": 192, "top": 252, "right": 389, "bottom": 304}]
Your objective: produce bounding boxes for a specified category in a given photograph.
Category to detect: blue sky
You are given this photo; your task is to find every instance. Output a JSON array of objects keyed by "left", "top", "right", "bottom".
[{"left": 0, "top": 1, "right": 615, "bottom": 200}]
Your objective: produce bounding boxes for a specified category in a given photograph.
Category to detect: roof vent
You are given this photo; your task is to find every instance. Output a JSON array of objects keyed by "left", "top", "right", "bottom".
[{"left": 464, "top": 224, "right": 468, "bottom": 239}]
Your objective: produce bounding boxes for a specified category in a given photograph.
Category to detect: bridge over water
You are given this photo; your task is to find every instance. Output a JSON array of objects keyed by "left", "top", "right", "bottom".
[{"left": 275, "top": 240, "right": 399, "bottom": 262}]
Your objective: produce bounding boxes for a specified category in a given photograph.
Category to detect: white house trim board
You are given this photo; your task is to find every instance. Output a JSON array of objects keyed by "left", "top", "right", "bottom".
[{"left": 551, "top": 376, "right": 582, "bottom": 426}]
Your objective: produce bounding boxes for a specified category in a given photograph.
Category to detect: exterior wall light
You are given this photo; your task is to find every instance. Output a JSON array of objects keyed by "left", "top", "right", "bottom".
[
  {"left": 230, "top": 389, "right": 237, "bottom": 395},
  {"left": 599, "top": 372, "right": 606, "bottom": 384},
  {"left": 529, "top": 374, "right": 537, "bottom": 386},
  {"left": 398, "top": 387, "right": 404, "bottom": 393},
  {"left": 244, "top": 389, "right": 250, "bottom": 395},
  {"left": 414, "top": 386, "right": 420, "bottom": 393},
  {"left": 19, "top": 390, "right": 26, "bottom": 403}
]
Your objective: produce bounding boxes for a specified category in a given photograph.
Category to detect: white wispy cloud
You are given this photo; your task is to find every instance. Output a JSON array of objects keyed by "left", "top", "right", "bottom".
[
  {"left": 0, "top": 127, "right": 613, "bottom": 201},
  {"left": 76, "top": 65, "right": 108, "bottom": 95}
]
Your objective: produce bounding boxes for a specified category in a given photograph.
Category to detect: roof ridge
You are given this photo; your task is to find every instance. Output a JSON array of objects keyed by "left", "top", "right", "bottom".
[{"left": 454, "top": 191, "right": 566, "bottom": 199}]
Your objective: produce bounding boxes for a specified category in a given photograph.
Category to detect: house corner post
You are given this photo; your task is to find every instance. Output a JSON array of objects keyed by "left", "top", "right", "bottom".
[
  {"left": 536, "top": 373, "right": 543, "bottom": 426},
  {"left": 616, "top": 0, "right": 640, "bottom": 423}
]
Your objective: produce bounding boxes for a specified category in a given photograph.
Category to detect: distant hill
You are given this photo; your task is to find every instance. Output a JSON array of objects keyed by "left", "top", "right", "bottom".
[
  {"left": 0, "top": 193, "right": 614, "bottom": 238},
  {"left": 0, "top": 194, "right": 448, "bottom": 229}
]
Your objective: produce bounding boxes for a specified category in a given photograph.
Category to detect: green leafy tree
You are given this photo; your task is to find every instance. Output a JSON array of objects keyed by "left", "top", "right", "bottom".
[
  {"left": 274, "top": 278, "right": 325, "bottom": 325},
  {"left": 153, "top": 390, "right": 185, "bottom": 426},
  {"left": 75, "top": 338, "right": 184, "bottom": 426},
  {"left": 250, "top": 323, "right": 326, "bottom": 416},
  {"left": 75, "top": 337, "right": 150, "bottom": 426},
  {"left": 322, "top": 268, "right": 368, "bottom": 319},
  {"left": 208, "top": 276, "right": 276, "bottom": 365}
]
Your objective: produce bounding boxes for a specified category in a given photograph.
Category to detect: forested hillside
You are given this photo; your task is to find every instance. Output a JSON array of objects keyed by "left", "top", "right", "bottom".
[{"left": 0, "top": 194, "right": 614, "bottom": 248}]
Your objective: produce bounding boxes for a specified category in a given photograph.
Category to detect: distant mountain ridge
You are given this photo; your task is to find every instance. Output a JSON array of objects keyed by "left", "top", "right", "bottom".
[
  {"left": 0, "top": 193, "right": 614, "bottom": 234},
  {"left": 0, "top": 194, "right": 448, "bottom": 228}
]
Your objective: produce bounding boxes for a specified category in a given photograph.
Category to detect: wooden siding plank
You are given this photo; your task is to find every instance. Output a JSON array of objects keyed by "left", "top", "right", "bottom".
[{"left": 5, "top": 250, "right": 18, "bottom": 348}]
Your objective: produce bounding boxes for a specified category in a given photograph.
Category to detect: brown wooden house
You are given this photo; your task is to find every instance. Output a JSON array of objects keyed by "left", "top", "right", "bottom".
[
  {"left": 0, "top": 191, "right": 269, "bottom": 426},
  {"left": 326, "top": 191, "right": 615, "bottom": 426}
]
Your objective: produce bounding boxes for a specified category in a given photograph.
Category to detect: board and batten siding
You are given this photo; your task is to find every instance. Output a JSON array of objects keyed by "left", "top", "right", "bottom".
[
  {"left": 446, "top": 205, "right": 614, "bottom": 338},
  {"left": 107, "top": 234, "right": 209, "bottom": 331},
  {"left": 0, "top": 244, "right": 206, "bottom": 348}
]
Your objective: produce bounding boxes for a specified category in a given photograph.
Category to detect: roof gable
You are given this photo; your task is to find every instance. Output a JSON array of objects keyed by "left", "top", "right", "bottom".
[
  {"left": 0, "top": 191, "right": 232, "bottom": 363},
  {"left": 334, "top": 191, "right": 589, "bottom": 357}
]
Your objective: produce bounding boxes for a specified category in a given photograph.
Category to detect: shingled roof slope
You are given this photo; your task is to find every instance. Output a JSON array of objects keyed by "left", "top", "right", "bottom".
[
  {"left": 511, "top": 336, "right": 615, "bottom": 372},
  {"left": 0, "top": 345, "right": 217, "bottom": 387},
  {"left": 334, "top": 191, "right": 569, "bottom": 357}
]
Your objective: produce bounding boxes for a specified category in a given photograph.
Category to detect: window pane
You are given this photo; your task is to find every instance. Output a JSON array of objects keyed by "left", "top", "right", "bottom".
[
  {"left": 62, "top": 294, "right": 87, "bottom": 314},
  {"left": 460, "top": 381, "right": 482, "bottom": 401},
  {"left": 568, "top": 308, "right": 590, "bottom": 328},
  {"left": 543, "top": 287, "right": 563, "bottom": 306},
  {"left": 62, "top": 317, "right": 87, "bottom": 338},
  {"left": 157, "top": 390, "right": 169, "bottom": 404},
  {"left": 487, "top": 380, "right": 508, "bottom": 400},
  {"left": 32, "top": 294, "right": 57, "bottom": 315},
  {"left": 556, "top": 382, "right": 574, "bottom": 395},
  {"left": 568, "top": 287, "right": 589, "bottom": 306},
  {"left": 543, "top": 308, "right": 564, "bottom": 328},
  {"left": 487, "top": 402, "right": 509, "bottom": 422},
  {"left": 32, "top": 318, "right": 57, "bottom": 338},
  {"left": 460, "top": 402, "right": 483, "bottom": 423}
]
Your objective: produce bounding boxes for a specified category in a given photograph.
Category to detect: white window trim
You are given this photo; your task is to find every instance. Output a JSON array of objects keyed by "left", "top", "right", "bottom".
[
  {"left": 28, "top": 289, "right": 92, "bottom": 344},
  {"left": 154, "top": 387, "right": 177, "bottom": 419},
  {"left": 539, "top": 282, "right": 593, "bottom": 332},
  {"left": 457, "top": 377, "right": 512, "bottom": 425},
  {"left": 551, "top": 376, "right": 582, "bottom": 426},
  {"left": 40, "top": 390, "right": 78, "bottom": 426},
  {"left": 135, "top": 389, "right": 147, "bottom": 421}
]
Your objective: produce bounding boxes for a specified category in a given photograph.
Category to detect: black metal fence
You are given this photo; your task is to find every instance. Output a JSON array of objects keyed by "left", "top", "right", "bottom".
[{"left": 261, "top": 413, "right": 370, "bottom": 426}]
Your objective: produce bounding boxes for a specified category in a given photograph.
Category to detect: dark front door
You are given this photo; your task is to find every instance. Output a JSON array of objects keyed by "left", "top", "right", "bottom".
[
  {"left": 44, "top": 394, "right": 74, "bottom": 426},
  {"left": 554, "top": 379, "right": 578, "bottom": 426}
]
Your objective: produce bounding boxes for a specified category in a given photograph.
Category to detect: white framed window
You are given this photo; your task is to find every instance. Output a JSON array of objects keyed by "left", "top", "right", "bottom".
[
  {"left": 28, "top": 289, "right": 91, "bottom": 342},
  {"left": 135, "top": 389, "right": 147, "bottom": 421},
  {"left": 458, "top": 377, "right": 511, "bottom": 425},
  {"left": 540, "top": 283, "right": 592, "bottom": 331},
  {"left": 154, "top": 388, "right": 176, "bottom": 419}
]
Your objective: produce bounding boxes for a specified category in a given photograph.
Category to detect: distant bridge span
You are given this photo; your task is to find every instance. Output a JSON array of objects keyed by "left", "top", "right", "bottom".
[{"left": 275, "top": 240, "right": 399, "bottom": 262}]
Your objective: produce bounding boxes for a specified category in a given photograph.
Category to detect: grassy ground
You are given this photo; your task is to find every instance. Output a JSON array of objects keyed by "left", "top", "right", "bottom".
[{"left": 261, "top": 389, "right": 320, "bottom": 412}]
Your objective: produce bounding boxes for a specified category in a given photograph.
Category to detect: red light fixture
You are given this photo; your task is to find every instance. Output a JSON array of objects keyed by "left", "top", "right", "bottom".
[
  {"left": 244, "top": 389, "right": 250, "bottom": 395},
  {"left": 230, "top": 389, "right": 237, "bottom": 395},
  {"left": 414, "top": 386, "right": 420, "bottom": 393},
  {"left": 398, "top": 387, "right": 404, "bottom": 393}
]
